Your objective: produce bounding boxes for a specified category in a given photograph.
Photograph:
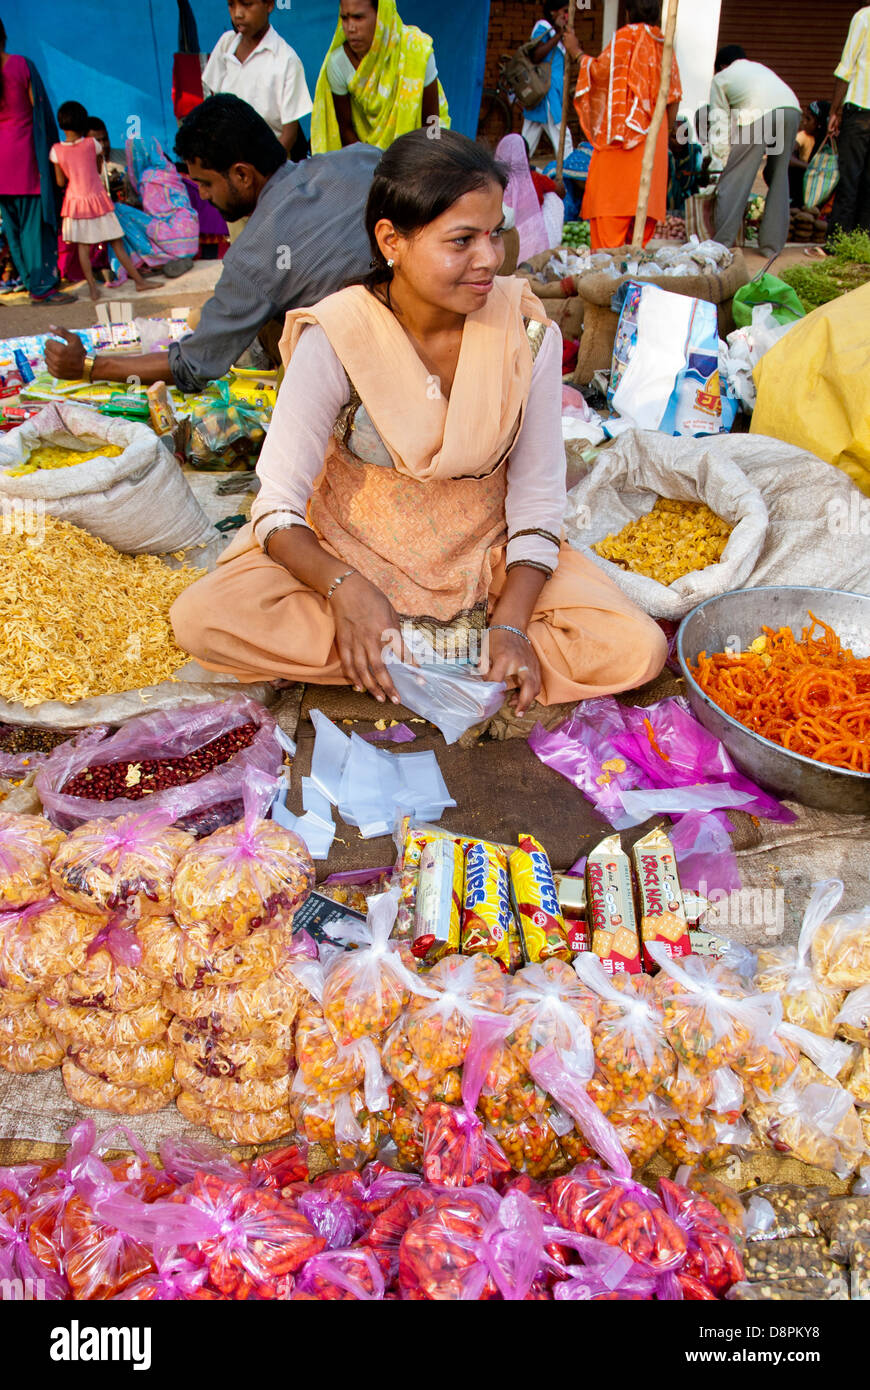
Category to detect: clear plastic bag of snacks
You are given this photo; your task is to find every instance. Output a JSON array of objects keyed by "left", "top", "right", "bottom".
[
  {"left": 294, "top": 1246, "right": 385, "bottom": 1300},
  {"left": 0, "top": 897, "right": 93, "bottom": 993},
  {"left": 727, "top": 1275, "right": 849, "bottom": 1300},
  {"left": 168, "top": 1017, "right": 294, "bottom": 1081},
  {"left": 658, "top": 1177, "right": 744, "bottom": 1295},
  {"left": 834, "top": 984, "right": 870, "bottom": 1045},
  {"left": 809, "top": 1194, "right": 870, "bottom": 1262},
  {"left": 399, "top": 1187, "right": 542, "bottom": 1301},
  {"left": 388, "top": 1091, "right": 426, "bottom": 1170},
  {"left": 322, "top": 886, "right": 432, "bottom": 1044},
  {"left": 176, "top": 1089, "right": 293, "bottom": 1144},
  {"left": 660, "top": 1110, "right": 749, "bottom": 1169},
  {"left": 50, "top": 809, "right": 192, "bottom": 919},
  {"left": 755, "top": 880, "right": 848, "bottom": 1037},
  {"left": 504, "top": 958, "right": 598, "bottom": 1071},
  {"left": 173, "top": 1057, "right": 292, "bottom": 1113},
  {"left": 289, "top": 1080, "right": 390, "bottom": 1169},
  {"left": 732, "top": 996, "right": 801, "bottom": 1095},
  {"left": 61, "top": 1059, "right": 178, "bottom": 1113},
  {"left": 0, "top": 812, "right": 64, "bottom": 907},
  {"left": 290, "top": 952, "right": 368, "bottom": 1093},
  {"left": 71, "top": 1041, "right": 174, "bottom": 1089},
  {"left": 678, "top": 1168, "right": 746, "bottom": 1235},
  {"left": 574, "top": 952, "right": 676, "bottom": 1102},
  {"left": 648, "top": 942, "right": 766, "bottom": 1076},
  {"left": 138, "top": 914, "right": 289, "bottom": 990},
  {"left": 0, "top": 1034, "right": 64, "bottom": 1071},
  {"left": 780, "top": 1020, "right": 857, "bottom": 1081},
  {"left": 607, "top": 1096, "right": 668, "bottom": 1170},
  {"left": 846, "top": 1045, "right": 870, "bottom": 1103},
  {"left": 421, "top": 1015, "right": 513, "bottom": 1188},
  {"left": 742, "top": 1184, "right": 824, "bottom": 1242},
  {"left": 39, "top": 997, "right": 171, "bottom": 1048},
  {"left": 0, "top": 1000, "right": 44, "bottom": 1041},
  {"left": 51, "top": 944, "right": 164, "bottom": 1012},
  {"left": 810, "top": 897, "right": 870, "bottom": 991},
  {"left": 403, "top": 952, "right": 507, "bottom": 1073},
  {"left": 163, "top": 961, "right": 302, "bottom": 1037},
  {"left": 658, "top": 1064, "right": 714, "bottom": 1120},
  {"left": 382, "top": 1022, "right": 461, "bottom": 1106},
  {"left": 485, "top": 1100, "right": 568, "bottom": 1180},
  {"left": 753, "top": 1076, "right": 865, "bottom": 1177},
  {"left": 171, "top": 774, "right": 314, "bottom": 940},
  {"left": 362, "top": 1185, "right": 437, "bottom": 1284}
]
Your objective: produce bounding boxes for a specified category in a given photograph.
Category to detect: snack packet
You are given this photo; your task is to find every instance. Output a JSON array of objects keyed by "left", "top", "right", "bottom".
[
  {"left": 411, "top": 837, "right": 463, "bottom": 964},
  {"left": 649, "top": 943, "right": 767, "bottom": 1077},
  {"left": 421, "top": 1014, "right": 513, "bottom": 1188},
  {"left": 322, "top": 887, "right": 431, "bottom": 1044},
  {"left": 504, "top": 958, "right": 599, "bottom": 1071},
  {"left": 810, "top": 900, "right": 870, "bottom": 991},
  {"left": 755, "top": 880, "right": 848, "bottom": 1037},
  {"left": 575, "top": 951, "right": 676, "bottom": 1102},
  {"left": 0, "top": 813, "right": 65, "bottom": 908},
  {"left": 508, "top": 834, "right": 572, "bottom": 964},
  {"left": 460, "top": 840, "right": 512, "bottom": 972},
  {"left": 585, "top": 834, "right": 641, "bottom": 974},
  {"left": 631, "top": 825, "right": 691, "bottom": 969},
  {"left": 50, "top": 809, "right": 192, "bottom": 918},
  {"left": 404, "top": 952, "right": 507, "bottom": 1072}
]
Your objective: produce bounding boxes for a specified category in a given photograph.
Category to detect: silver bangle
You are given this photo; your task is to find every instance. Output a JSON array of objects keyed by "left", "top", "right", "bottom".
[
  {"left": 326, "top": 567, "right": 357, "bottom": 601},
  {"left": 488, "top": 623, "right": 532, "bottom": 646}
]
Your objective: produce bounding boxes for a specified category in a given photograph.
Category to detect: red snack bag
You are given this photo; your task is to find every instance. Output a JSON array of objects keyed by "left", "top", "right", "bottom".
[
  {"left": 173, "top": 1172, "right": 327, "bottom": 1299},
  {"left": 399, "top": 1186, "right": 544, "bottom": 1301},
  {"left": 658, "top": 1177, "right": 744, "bottom": 1295},
  {"left": 294, "top": 1247, "right": 385, "bottom": 1300},
  {"left": 421, "top": 1014, "right": 513, "bottom": 1188},
  {"left": 114, "top": 1250, "right": 218, "bottom": 1300},
  {"left": 0, "top": 1171, "right": 68, "bottom": 1301},
  {"left": 362, "top": 1186, "right": 438, "bottom": 1284}
]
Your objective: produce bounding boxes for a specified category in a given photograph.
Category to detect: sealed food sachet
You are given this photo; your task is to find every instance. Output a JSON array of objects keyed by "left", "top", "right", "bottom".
[
  {"left": 648, "top": 942, "right": 767, "bottom": 1077},
  {"left": 404, "top": 952, "right": 507, "bottom": 1073},
  {"left": 504, "top": 958, "right": 598, "bottom": 1070},
  {"left": 811, "top": 899, "right": 870, "bottom": 990},
  {"left": 585, "top": 834, "right": 641, "bottom": 974},
  {"left": 631, "top": 825, "right": 691, "bottom": 969},
  {"left": 460, "top": 840, "right": 513, "bottom": 972},
  {"left": 508, "top": 834, "right": 572, "bottom": 964},
  {"left": 411, "top": 837, "right": 463, "bottom": 964},
  {"left": 421, "top": 1014, "right": 513, "bottom": 1188},
  {"left": 0, "top": 897, "right": 93, "bottom": 995}
]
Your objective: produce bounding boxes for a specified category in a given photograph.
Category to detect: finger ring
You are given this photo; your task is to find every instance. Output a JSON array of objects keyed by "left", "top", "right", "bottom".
[{"left": 516, "top": 665, "right": 530, "bottom": 674}]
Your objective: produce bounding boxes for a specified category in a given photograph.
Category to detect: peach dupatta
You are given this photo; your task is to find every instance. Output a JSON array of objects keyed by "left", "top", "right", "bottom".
[{"left": 277, "top": 276, "right": 550, "bottom": 482}]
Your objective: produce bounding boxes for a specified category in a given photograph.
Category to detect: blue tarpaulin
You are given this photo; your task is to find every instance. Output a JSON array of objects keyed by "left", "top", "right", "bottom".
[{"left": 8, "top": 1, "right": 491, "bottom": 156}]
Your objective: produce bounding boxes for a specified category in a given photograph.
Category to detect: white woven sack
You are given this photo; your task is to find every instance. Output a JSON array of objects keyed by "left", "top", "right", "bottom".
[
  {"left": 564, "top": 430, "right": 768, "bottom": 619},
  {"left": 0, "top": 401, "right": 215, "bottom": 554}
]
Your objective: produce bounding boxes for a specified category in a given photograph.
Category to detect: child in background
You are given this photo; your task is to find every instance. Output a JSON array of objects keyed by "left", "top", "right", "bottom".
[{"left": 49, "top": 100, "right": 158, "bottom": 301}]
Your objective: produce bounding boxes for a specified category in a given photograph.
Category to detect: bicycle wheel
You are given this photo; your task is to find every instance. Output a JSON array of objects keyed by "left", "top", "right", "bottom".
[{"left": 477, "top": 89, "right": 513, "bottom": 149}]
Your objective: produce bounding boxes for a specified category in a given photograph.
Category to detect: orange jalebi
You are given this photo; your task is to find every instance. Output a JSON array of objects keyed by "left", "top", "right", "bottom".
[{"left": 692, "top": 613, "right": 870, "bottom": 774}]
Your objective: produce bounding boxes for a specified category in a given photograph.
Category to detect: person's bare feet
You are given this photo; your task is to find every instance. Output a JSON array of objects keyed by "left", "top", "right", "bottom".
[{"left": 133, "top": 279, "right": 164, "bottom": 292}]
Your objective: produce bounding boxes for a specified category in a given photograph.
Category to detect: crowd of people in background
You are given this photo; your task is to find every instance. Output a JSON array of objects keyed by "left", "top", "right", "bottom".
[{"left": 2, "top": 0, "right": 870, "bottom": 304}]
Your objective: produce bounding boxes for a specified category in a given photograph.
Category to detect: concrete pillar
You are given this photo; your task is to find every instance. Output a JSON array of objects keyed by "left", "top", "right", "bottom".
[{"left": 602, "top": 0, "right": 619, "bottom": 46}]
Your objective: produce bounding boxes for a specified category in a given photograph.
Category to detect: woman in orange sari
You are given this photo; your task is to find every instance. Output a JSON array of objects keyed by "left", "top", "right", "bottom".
[
  {"left": 171, "top": 130, "right": 665, "bottom": 715},
  {"left": 574, "top": 0, "right": 681, "bottom": 251}
]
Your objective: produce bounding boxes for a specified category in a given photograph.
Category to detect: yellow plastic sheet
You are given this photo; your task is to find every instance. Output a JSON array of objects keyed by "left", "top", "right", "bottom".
[{"left": 751, "top": 282, "right": 870, "bottom": 496}]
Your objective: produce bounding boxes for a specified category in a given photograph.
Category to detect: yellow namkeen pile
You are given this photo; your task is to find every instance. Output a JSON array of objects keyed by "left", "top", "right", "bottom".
[
  {"left": 0, "top": 515, "right": 204, "bottom": 706},
  {"left": 593, "top": 498, "right": 733, "bottom": 586},
  {"left": 5, "top": 443, "right": 124, "bottom": 477}
]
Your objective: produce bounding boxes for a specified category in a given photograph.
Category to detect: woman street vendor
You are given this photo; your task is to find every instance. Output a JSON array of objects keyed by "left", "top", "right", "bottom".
[{"left": 171, "top": 130, "right": 666, "bottom": 715}]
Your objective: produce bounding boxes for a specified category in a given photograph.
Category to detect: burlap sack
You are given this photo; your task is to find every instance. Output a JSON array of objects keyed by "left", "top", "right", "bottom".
[
  {"left": 572, "top": 249, "right": 750, "bottom": 385},
  {"left": 516, "top": 249, "right": 586, "bottom": 339}
]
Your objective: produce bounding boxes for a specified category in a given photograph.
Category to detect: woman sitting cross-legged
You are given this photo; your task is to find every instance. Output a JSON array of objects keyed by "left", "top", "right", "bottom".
[{"left": 171, "top": 129, "right": 666, "bottom": 715}]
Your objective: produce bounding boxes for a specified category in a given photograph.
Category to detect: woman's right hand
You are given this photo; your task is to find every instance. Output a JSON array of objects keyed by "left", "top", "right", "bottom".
[{"left": 329, "top": 573, "right": 404, "bottom": 703}]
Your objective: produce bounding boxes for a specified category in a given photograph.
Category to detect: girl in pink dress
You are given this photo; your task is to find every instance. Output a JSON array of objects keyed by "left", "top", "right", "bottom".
[{"left": 50, "top": 100, "right": 159, "bottom": 300}]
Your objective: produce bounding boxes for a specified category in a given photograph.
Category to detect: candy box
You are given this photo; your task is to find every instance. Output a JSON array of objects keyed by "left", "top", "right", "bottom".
[
  {"left": 585, "top": 835, "right": 640, "bottom": 975},
  {"left": 631, "top": 827, "right": 691, "bottom": 971}
]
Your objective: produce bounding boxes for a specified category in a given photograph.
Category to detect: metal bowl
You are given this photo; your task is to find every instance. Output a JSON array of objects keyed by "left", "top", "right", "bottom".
[{"left": 677, "top": 586, "right": 870, "bottom": 814}]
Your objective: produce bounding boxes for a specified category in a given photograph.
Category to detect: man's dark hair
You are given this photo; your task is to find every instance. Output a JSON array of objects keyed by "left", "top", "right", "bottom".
[
  {"left": 626, "top": 0, "right": 662, "bottom": 24},
  {"left": 715, "top": 44, "right": 746, "bottom": 73},
  {"left": 542, "top": 1, "right": 565, "bottom": 21},
  {"left": 87, "top": 115, "right": 108, "bottom": 135},
  {"left": 363, "top": 128, "right": 507, "bottom": 292},
  {"left": 175, "top": 94, "right": 286, "bottom": 177},
  {"left": 57, "top": 100, "right": 90, "bottom": 136}
]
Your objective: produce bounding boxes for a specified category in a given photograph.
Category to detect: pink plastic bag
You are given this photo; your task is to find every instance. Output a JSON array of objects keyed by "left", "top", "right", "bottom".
[
  {"left": 294, "top": 1246, "right": 386, "bottom": 1300},
  {"left": 529, "top": 694, "right": 794, "bottom": 829},
  {"left": 36, "top": 697, "right": 283, "bottom": 832},
  {"left": 421, "top": 1014, "right": 513, "bottom": 1188},
  {"left": 668, "top": 809, "right": 741, "bottom": 895}
]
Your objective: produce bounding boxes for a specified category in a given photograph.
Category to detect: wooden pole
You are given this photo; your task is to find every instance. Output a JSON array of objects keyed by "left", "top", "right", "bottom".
[
  {"left": 631, "top": 0, "right": 680, "bottom": 248},
  {"left": 556, "top": 0, "right": 577, "bottom": 183}
]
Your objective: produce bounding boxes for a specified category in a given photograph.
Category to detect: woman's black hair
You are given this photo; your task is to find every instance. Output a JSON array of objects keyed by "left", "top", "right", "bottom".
[
  {"left": 57, "top": 100, "right": 90, "bottom": 136},
  {"left": 361, "top": 127, "right": 507, "bottom": 293},
  {"left": 175, "top": 94, "right": 285, "bottom": 177},
  {"left": 626, "top": 0, "right": 661, "bottom": 23},
  {"left": 86, "top": 114, "right": 108, "bottom": 136}
]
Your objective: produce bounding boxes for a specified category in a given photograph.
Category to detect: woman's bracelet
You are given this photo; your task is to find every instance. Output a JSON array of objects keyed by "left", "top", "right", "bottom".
[
  {"left": 326, "top": 567, "right": 357, "bottom": 601},
  {"left": 488, "top": 623, "right": 532, "bottom": 647}
]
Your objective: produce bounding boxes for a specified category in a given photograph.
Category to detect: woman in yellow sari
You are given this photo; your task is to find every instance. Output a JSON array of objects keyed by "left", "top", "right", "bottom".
[
  {"left": 311, "top": 0, "right": 449, "bottom": 152},
  {"left": 171, "top": 130, "right": 666, "bottom": 716}
]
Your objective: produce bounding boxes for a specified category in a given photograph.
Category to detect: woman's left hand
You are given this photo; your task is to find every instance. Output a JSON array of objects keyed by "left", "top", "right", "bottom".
[{"left": 480, "top": 628, "right": 541, "bottom": 716}]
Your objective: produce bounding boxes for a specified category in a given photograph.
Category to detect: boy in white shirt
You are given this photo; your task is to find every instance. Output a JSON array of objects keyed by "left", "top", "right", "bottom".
[{"left": 202, "top": 0, "right": 312, "bottom": 157}]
